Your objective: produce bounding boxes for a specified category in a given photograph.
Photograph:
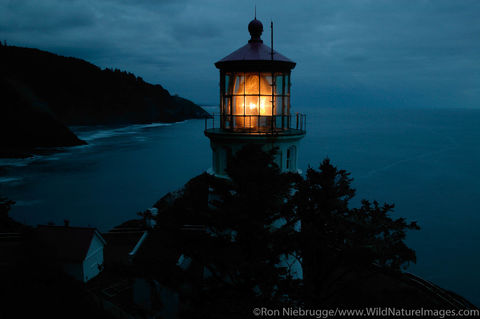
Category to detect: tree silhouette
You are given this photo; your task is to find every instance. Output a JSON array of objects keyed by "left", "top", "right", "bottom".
[
  {"left": 182, "top": 145, "right": 299, "bottom": 318},
  {"left": 292, "top": 159, "right": 419, "bottom": 301},
  {"left": 152, "top": 150, "right": 420, "bottom": 315},
  {"left": 0, "top": 196, "right": 14, "bottom": 218},
  {"left": 0, "top": 196, "right": 25, "bottom": 232}
]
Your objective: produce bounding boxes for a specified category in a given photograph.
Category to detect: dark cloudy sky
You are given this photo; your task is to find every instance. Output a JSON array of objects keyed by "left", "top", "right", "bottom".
[{"left": 1, "top": 0, "right": 479, "bottom": 108}]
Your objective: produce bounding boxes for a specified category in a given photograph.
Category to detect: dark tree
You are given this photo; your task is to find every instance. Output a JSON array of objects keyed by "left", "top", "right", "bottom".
[
  {"left": 292, "top": 159, "right": 419, "bottom": 301},
  {"left": 347, "top": 200, "right": 419, "bottom": 270},
  {"left": 0, "top": 196, "right": 15, "bottom": 218},
  {"left": 188, "top": 144, "right": 300, "bottom": 318},
  {"left": 151, "top": 151, "right": 420, "bottom": 315},
  {"left": 0, "top": 196, "right": 25, "bottom": 232},
  {"left": 292, "top": 159, "right": 355, "bottom": 296}
]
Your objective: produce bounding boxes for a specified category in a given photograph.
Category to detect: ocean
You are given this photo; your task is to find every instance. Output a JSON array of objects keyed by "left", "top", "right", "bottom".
[{"left": 1, "top": 106, "right": 479, "bottom": 305}]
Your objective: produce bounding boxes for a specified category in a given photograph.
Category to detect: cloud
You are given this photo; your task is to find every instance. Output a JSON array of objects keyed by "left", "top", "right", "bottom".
[
  {"left": 0, "top": 0, "right": 97, "bottom": 34},
  {"left": 0, "top": 0, "right": 479, "bottom": 108}
]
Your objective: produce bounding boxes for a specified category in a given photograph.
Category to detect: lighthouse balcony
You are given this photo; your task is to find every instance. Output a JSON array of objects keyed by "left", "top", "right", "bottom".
[{"left": 204, "top": 113, "right": 306, "bottom": 136}]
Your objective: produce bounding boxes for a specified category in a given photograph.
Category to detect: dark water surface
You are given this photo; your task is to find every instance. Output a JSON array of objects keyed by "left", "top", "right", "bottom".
[{"left": 1, "top": 106, "right": 479, "bottom": 304}]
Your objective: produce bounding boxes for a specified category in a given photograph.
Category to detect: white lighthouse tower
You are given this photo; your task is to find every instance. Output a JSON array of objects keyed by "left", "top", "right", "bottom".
[{"left": 205, "top": 17, "right": 306, "bottom": 177}]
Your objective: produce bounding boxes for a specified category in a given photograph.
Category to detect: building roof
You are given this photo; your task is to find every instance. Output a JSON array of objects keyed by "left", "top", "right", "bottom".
[
  {"left": 102, "top": 229, "right": 147, "bottom": 265},
  {"left": 36, "top": 225, "right": 105, "bottom": 262},
  {"left": 215, "top": 18, "right": 296, "bottom": 71}
]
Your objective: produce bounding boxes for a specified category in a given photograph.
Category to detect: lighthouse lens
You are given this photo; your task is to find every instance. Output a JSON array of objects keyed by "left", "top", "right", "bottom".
[{"left": 222, "top": 71, "right": 291, "bottom": 131}]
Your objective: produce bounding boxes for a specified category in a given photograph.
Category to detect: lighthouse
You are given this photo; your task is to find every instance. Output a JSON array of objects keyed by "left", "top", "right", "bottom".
[{"left": 205, "top": 17, "right": 306, "bottom": 177}]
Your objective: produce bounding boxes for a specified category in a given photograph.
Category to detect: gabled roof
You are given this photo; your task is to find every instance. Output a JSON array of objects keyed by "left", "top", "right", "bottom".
[
  {"left": 36, "top": 225, "right": 106, "bottom": 262},
  {"left": 102, "top": 229, "right": 147, "bottom": 265}
]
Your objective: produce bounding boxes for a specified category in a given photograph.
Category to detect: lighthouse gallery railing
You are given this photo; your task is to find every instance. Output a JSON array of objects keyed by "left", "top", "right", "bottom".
[{"left": 205, "top": 113, "right": 306, "bottom": 134}]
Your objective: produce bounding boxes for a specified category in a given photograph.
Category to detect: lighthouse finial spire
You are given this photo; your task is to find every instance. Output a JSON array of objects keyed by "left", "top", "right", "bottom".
[{"left": 248, "top": 10, "right": 263, "bottom": 42}]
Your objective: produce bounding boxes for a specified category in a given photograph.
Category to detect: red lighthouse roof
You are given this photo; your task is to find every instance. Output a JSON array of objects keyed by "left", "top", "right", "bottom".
[{"left": 215, "top": 18, "right": 296, "bottom": 72}]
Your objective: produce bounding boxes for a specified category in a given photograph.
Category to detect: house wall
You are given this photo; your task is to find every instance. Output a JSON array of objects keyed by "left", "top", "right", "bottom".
[
  {"left": 63, "top": 262, "right": 83, "bottom": 282},
  {"left": 82, "top": 234, "right": 104, "bottom": 282}
]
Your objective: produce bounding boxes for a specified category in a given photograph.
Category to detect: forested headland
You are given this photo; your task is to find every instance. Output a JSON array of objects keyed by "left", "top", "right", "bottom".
[{"left": 0, "top": 42, "right": 209, "bottom": 157}]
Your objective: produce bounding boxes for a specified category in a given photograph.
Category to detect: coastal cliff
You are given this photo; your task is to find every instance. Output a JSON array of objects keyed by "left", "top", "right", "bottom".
[
  {"left": 0, "top": 78, "right": 86, "bottom": 157},
  {"left": 0, "top": 43, "right": 209, "bottom": 157}
]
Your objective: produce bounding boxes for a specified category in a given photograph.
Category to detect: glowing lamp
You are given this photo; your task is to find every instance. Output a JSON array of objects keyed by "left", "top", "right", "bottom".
[{"left": 214, "top": 18, "right": 296, "bottom": 132}]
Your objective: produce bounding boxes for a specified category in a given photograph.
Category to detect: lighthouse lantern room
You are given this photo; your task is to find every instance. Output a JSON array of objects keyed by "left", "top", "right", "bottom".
[{"left": 205, "top": 17, "right": 306, "bottom": 177}]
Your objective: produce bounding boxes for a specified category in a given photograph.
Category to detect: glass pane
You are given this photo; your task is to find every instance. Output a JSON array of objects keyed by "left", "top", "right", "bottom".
[
  {"left": 285, "top": 96, "right": 290, "bottom": 115},
  {"left": 259, "top": 116, "right": 268, "bottom": 129},
  {"left": 245, "top": 96, "right": 259, "bottom": 115},
  {"left": 233, "top": 73, "right": 245, "bottom": 94},
  {"left": 275, "top": 74, "right": 284, "bottom": 95},
  {"left": 274, "top": 96, "right": 284, "bottom": 115},
  {"left": 244, "top": 73, "right": 259, "bottom": 95},
  {"left": 224, "top": 96, "right": 231, "bottom": 115},
  {"left": 259, "top": 95, "right": 272, "bottom": 116},
  {"left": 232, "top": 95, "right": 244, "bottom": 115},
  {"left": 226, "top": 73, "right": 235, "bottom": 95},
  {"left": 286, "top": 74, "right": 290, "bottom": 95},
  {"left": 260, "top": 73, "right": 273, "bottom": 96},
  {"left": 244, "top": 116, "right": 255, "bottom": 129},
  {"left": 224, "top": 74, "right": 230, "bottom": 93}
]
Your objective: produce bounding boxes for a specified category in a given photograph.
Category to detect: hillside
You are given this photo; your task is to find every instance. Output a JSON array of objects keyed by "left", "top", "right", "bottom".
[
  {"left": 0, "top": 77, "right": 86, "bottom": 157},
  {"left": 0, "top": 43, "right": 209, "bottom": 157},
  {"left": 1, "top": 44, "right": 209, "bottom": 125}
]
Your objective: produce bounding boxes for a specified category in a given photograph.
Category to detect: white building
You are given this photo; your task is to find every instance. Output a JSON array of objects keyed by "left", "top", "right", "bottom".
[{"left": 36, "top": 225, "right": 106, "bottom": 282}]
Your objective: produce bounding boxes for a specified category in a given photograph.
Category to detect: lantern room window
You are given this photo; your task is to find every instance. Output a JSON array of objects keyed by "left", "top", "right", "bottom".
[{"left": 221, "top": 71, "right": 291, "bottom": 131}]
